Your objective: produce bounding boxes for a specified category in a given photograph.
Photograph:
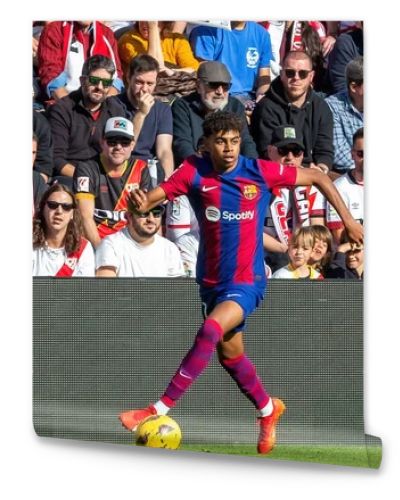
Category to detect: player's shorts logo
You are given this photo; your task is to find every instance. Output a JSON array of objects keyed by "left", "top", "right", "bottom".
[
  {"left": 205, "top": 206, "right": 221, "bottom": 222},
  {"left": 243, "top": 184, "right": 258, "bottom": 200}
]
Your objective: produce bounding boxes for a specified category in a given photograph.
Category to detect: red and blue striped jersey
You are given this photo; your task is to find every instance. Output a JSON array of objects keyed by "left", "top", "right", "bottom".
[{"left": 160, "top": 154, "right": 297, "bottom": 288}]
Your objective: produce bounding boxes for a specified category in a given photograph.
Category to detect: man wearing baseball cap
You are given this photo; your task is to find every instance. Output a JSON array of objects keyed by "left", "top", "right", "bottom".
[
  {"left": 267, "top": 125, "right": 306, "bottom": 167},
  {"left": 172, "top": 60, "right": 258, "bottom": 167},
  {"left": 264, "top": 124, "right": 326, "bottom": 272},
  {"left": 73, "top": 117, "right": 152, "bottom": 248}
]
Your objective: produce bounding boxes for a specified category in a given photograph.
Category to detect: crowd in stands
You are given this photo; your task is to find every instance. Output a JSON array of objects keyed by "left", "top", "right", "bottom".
[{"left": 32, "top": 20, "right": 364, "bottom": 280}]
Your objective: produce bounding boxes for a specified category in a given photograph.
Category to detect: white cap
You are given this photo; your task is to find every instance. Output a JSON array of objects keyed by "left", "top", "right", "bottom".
[{"left": 104, "top": 117, "right": 134, "bottom": 139}]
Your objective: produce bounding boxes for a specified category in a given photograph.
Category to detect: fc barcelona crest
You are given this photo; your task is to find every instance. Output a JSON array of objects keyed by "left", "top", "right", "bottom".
[{"left": 243, "top": 184, "right": 258, "bottom": 200}]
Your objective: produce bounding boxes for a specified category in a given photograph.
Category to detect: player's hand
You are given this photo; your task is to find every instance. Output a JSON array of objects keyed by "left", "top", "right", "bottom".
[
  {"left": 129, "top": 189, "right": 148, "bottom": 212},
  {"left": 136, "top": 90, "right": 155, "bottom": 116},
  {"left": 345, "top": 220, "right": 364, "bottom": 247},
  {"left": 309, "top": 162, "right": 329, "bottom": 175}
]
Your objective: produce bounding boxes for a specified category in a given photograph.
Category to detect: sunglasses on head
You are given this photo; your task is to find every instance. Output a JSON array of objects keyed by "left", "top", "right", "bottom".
[
  {"left": 283, "top": 69, "right": 312, "bottom": 80},
  {"left": 206, "top": 81, "right": 231, "bottom": 91},
  {"left": 277, "top": 146, "right": 303, "bottom": 157},
  {"left": 46, "top": 200, "right": 74, "bottom": 211},
  {"left": 354, "top": 150, "right": 364, "bottom": 159},
  {"left": 106, "top": 137, "right": 132, "bottom": 147},
  {"left": 132, "top": 206, "right": 165, "bottom": 218},
  {"left": 87, "top": 75, "right": 113, "bottom": 88}
]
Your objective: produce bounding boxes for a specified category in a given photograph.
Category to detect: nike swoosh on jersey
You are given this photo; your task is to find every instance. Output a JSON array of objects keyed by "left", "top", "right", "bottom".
[{"left": 202, "top": 185, "right": 218, "bottom": 192}]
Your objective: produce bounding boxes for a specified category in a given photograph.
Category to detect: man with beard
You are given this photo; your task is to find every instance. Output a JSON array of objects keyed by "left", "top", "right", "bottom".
[
  {"left": 252, "top": 51, "right": 333, "bottom": 175},
  {"left": 73, "top": 117, "right": 152, "bottom": 249},
  {"left": 111, "top": 54, "right": 174, "bottom": 181},
  {"left": 171, "top": 61, "right": 258, "bottom": 168},
  {"left": 47, "top": 55, "right": 129, "bottom": 184},
  {"left": 95, "top": 198, "right": 184, "bottom": 278}
]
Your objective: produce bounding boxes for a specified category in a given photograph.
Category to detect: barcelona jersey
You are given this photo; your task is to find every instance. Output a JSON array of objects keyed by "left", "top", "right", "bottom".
[{"left": 160, "top": 154, "right": 297, "bottom": 288}]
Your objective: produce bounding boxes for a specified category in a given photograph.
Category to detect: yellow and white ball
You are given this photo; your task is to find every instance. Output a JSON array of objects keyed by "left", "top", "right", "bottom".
[{"left": 135, "top": 415, "right": 182, "bottom": 449}]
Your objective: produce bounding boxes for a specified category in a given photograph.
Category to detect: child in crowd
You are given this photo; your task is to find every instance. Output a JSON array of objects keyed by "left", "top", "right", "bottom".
[
  {"left": 326, "top": 238, "right": 364, "bottom": 279},
  {"left": 308, "top": 225, "right": 333, "bottom": 277},
  {"left": 272, "top": 227, "right": 323, "bottom": 279}
]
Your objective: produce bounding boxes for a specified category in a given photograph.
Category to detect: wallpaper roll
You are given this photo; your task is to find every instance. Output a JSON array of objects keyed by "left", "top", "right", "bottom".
[{"left": 33, "top": 278, "right": 381, "bottom": 468}]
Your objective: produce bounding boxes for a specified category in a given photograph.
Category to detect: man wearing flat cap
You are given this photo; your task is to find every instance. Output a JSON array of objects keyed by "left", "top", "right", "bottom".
[{"left": 171, "top": 60, "right": 258, "bottom": 168}]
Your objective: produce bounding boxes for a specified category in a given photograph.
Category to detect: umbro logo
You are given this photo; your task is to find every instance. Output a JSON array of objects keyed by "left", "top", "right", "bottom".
[{"left": 202, "top": 185, "right": 218, "bottom": 192}]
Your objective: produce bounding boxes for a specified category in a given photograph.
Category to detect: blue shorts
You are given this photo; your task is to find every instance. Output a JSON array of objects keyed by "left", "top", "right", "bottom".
[{"left": 199, "top": 283, "right": 265, "bottom": 333}]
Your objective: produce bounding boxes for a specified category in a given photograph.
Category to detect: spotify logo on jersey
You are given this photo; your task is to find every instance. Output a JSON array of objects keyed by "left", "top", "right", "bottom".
[{"left": 205, "top": 206, "right": 221, "bottom": 222}]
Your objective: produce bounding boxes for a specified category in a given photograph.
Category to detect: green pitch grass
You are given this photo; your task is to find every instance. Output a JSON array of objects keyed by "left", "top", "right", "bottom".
[{"left": 179, "top": 443, "right": 382, "bottom": 468}]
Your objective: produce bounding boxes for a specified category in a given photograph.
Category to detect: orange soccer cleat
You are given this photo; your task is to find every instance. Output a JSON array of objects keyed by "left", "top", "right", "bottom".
[
  {"left": 257, "top": 398, "right": 286, "bottom": 454},
  {"left": 119, "top": 406, "right": 157, "bottom": 432}
]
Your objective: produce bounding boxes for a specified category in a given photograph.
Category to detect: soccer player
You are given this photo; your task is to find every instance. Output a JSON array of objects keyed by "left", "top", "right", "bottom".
[{"left": 119, "top": 111, "right": 363, "bottom": 453}]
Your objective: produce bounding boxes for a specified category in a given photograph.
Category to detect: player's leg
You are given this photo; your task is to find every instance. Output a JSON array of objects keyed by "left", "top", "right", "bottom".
[
  {"left": 156, "top": 300, "right": 244, "bottom": 408},
  {"left": 217, "top": 331, "right": 272, "bottom": 414},
  {"left": 217, "top": 332, "right": 286, "bottom": 453},
  {"left": 119, "top": 300, "right": 243, "bottom": 431}
]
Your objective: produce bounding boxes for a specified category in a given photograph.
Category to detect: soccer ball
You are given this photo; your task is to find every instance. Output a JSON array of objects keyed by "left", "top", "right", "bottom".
[{"left": 135, "top": 415, "right": 182, "bottom": 449}]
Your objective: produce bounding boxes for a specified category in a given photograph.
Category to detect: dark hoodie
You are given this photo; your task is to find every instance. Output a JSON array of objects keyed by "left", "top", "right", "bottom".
[{"left": 251, "top": 77, "right": 333, "bottom": 167}]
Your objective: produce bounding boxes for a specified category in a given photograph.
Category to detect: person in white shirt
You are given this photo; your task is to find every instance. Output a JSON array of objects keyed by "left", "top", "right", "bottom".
[
  {"left": 326, "top": 127, "right": 364, "bottom": 245},
  {"left": 95, "top": 200, "right": 184, "bottom": 277},
  {"left": 32, "top": 183, "right": 95, "bottom": 277}
]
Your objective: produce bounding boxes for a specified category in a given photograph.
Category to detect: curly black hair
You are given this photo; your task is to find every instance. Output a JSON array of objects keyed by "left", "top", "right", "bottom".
[{"left": 202, "top": 111, "right": 244, "bottom": 138}]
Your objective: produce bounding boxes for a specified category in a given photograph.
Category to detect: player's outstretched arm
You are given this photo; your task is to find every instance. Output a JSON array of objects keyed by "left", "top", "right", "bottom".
[
  {"left": 129, "top": 186, "right": 167, "bottom": 213},
  {"left": 295, "top": 168, "right": 363, "bottom": 246}
]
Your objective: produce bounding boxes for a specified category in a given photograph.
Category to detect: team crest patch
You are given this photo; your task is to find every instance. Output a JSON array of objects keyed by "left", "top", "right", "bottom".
[
  {"left": 243, "top": 184, "right": 258, "bottom": 200},
  {"left": 65, "top": 257, "right": 77, "bottom": 269}
]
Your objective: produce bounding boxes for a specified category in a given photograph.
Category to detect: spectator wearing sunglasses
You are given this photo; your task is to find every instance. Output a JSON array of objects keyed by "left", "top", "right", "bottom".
[
  {"left": 171, "top": 61, "right": 258, "bottom": 168},
  {"left": 95, "top": 199, "right": 184, "bottom": 277},
  {"left": 32, "top": 184, "right": 95, "bottom": 277},
  {"left": 326, "top": 127, "right": 364, "bottom": 245},
  {"left": 263, "top": 125, "right": 326, "bottom": 272},
  {"left": 74, "top": 117, "right": 152, "bottom": 249},
  {"left": 252, "top": 50, "right": 333, "bottom": 174},
  {"left": 325, "top": 56, "right": 363, "bottom": 173},
  {"left": 37, "top": 21, "right": 123, "bottom": 101},
  {"left": 47, "top": 55, "right": 128, "bottom": 184}
]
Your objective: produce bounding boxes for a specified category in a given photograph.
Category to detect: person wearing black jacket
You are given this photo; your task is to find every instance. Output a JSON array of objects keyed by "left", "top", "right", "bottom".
[
  {"left": 251, "top": 51, "right": 333, "bottom": 173},
  {"left": 172, "top": 61, "right": 258, "bottom": 168},
  {"left": 47, "top": 55, "right": 126, "bottom": 184}
]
